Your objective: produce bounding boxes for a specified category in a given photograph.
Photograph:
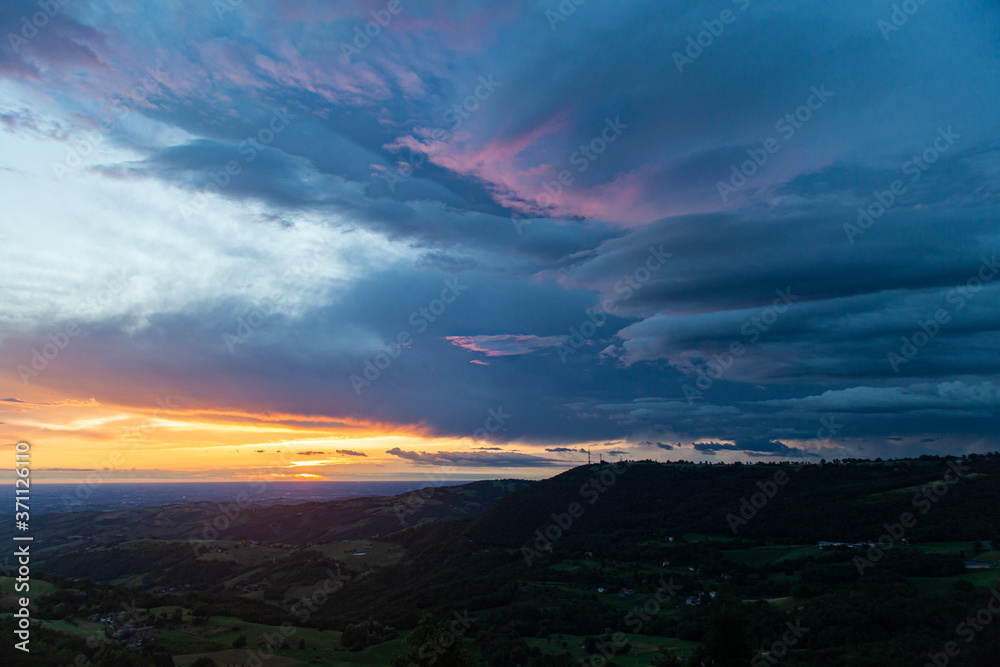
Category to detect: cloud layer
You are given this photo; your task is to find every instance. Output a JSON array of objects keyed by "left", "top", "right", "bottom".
[{"left": 1, "top": 0, "right": 998, "bottom": 474}]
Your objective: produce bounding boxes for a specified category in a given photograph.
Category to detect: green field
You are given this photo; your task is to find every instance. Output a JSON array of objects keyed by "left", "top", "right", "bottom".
[
  {"left": 17, "top": 534, "right": 1000, "bottom": 665},
  {"left": 549, "top": 559, "right": 604, "bottom": 573},
  {"left": 306, "top": 539, "right": 405, "bottom": 570},
  {"left": 39, "top": 618, "right": 111, "bottom": 641},
  {"left": 761, "top": 596, "right": 803, "bottom": 612},
  {"left": 195, "top": 541, "right": 297, "bottom": 566},
  {"left": 722, "top": 544, "right": 824, "bottom": 566},
  {"left": 171, "top": 621, "right": 408, "bottom": 667},
  {"left": 173, "top": 649, "right": 303, "bottom": 666},
  {"left": 681, "top": 533, "right": 735, "bottom": 543},
  {"left": 909, "top": 570, "right": 1000, "bottom": 595},
  {"left": 914, "top": 541, "right": 977, "bottom": 555},
  {"left": 0, "top": 575, "right": 57, "bottom": 597}
]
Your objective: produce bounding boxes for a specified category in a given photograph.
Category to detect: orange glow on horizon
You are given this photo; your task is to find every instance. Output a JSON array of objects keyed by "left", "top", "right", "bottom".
[{"left": 0, "top": 387, "right": 578, "bottom": 482}]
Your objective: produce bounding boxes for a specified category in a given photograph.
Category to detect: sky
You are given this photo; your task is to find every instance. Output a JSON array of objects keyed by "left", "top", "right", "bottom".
[{"left": 1, "top": 0, "right": 998, "bottom": 483}]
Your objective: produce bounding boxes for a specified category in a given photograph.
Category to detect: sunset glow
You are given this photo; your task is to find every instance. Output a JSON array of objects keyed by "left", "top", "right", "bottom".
[{"left": 1, "top": 0, "right": 998, "bottom": 486}]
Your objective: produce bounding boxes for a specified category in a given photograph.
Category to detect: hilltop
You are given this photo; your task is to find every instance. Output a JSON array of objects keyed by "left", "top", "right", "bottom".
[{"left": 4, "top": 456, "right": 1000, "bottom": 666}]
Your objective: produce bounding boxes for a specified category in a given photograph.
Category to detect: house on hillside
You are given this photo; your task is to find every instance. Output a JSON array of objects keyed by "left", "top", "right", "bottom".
[
  {"left": 819, "top": 541, "right": 874, "bottom": 550},
  {"left": 964, "top": 561, "right": 997, "bottom": 569}
]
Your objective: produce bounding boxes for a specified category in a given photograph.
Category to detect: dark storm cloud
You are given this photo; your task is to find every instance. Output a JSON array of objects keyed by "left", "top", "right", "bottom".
[
  {"left": 692, "top": 439, "right": 813, "bottom": 458},
  {"left": 639, "top": 441, "right": 676, "bottom": 451},
  {"left": 691, "top": 442, "right": 738, "bottom": 455},
  {"left": 759, "top": 383, "right": 1000, "bottom": 416},
  {"left": 736, "top": 438, "right": 816, "bottom": 458},
  {"left": 384, "top": 447, "right": 560, "bottom": 468},
  {"left": 0, "top": 0, "right": 107, "bottom": 79}
]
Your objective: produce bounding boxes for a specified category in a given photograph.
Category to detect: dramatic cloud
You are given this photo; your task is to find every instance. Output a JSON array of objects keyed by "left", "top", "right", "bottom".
[
  {"left": 759, "top": 382, "right": 1000, "bottom": 415},
  {"left": 446, "top": 335, "right": 569, "bottom": 357},
  {"left": 692, "top": 439, "right": 815, "bottom": 458},
  {"left": 639, "top": 441, "right": 675, "bottom": 451},
  {"left": 385, "top": 448, "right": 560, "bottom": 468},
  {"left": 1, "top": 0, "right": 998, "bottom": 479}
]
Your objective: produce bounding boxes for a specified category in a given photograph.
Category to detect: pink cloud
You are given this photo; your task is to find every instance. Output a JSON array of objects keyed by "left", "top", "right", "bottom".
[
  {"left": 386, "top": 116, "right": 671, "bottom": 226},
  {"left": 446, "top": 334, "right": 568, "bottom": 357}
]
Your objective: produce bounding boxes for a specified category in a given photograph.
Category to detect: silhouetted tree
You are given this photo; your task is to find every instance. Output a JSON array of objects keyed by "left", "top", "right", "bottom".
[
  {"left": 692, "top": 600, "right": 754, "bottom": 667},
  {"left": 389, "top": 612, "right": 476, "bottom": 667}
]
